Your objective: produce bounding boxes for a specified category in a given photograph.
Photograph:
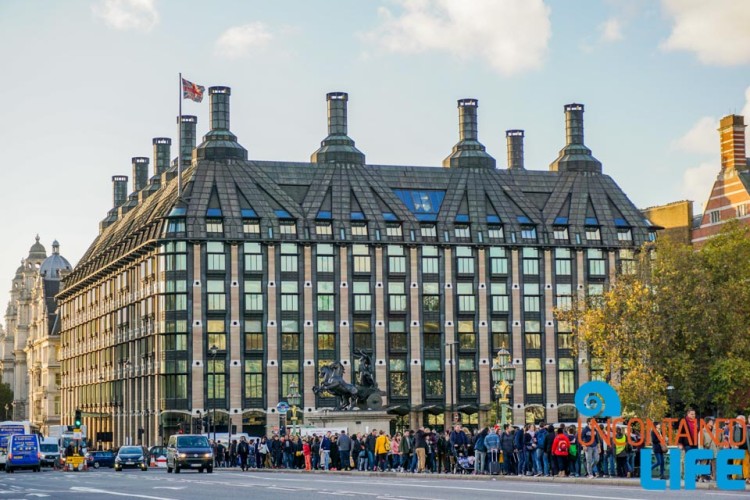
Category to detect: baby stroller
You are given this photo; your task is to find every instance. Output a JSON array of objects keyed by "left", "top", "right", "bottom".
[{"left": 454, "top": 454, "right": 475, "bottom": 474}]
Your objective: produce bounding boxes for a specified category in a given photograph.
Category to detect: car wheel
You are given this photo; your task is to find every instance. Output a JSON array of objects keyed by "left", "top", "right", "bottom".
[
  {"left": 207, "top": 466, "right": 213, "bottom": 474},
  {"left": 94, "top": 462, "right": 100, "bottom": 469},
  {"left": 174, "top": 465, "right": 180, "bottom": 474},
  {"left": 167, "top": 465, "right": 172, "bottom": 473}
]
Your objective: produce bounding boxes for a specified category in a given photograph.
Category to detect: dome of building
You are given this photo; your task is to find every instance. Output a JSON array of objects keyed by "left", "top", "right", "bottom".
[
  {"left": 27, "top": 235, "right": 47, "bottom": 261},
  {"left": 39, "top": 240, "right": 72, "bottom": 280}
]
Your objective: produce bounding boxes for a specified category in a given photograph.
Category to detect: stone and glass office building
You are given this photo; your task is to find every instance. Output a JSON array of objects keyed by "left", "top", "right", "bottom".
[{"left": 58, "top": 86, "right": 656, "bottom": 445}]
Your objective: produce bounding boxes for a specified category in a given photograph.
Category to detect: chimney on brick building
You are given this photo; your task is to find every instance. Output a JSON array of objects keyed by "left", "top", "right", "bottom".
[
  {"left": 549, "top": 103, "right": 602, "bottom": 173},
  {"left": 132, "top": 157, "right": 149, "bottom": 191},
  {"left": 112, "top": 175, "right": 128, "bottom": 208},
  {"left": 443, "top": 98, "right": 496, "bottom": 169},
  {"left": 506, "top": 130, "right": 525, "bottom": 170},
  {"left": 719, "top": 115, "right": 747, "bottom": 170},
  {"left": 310, "top": 92, "right": 365, "bottom": 164},
  {"left": 153, "top": 138, "right": 171, "bottom": 175},
  {"left": 194, "top": 87, "right": 248, "bottom": 161}
]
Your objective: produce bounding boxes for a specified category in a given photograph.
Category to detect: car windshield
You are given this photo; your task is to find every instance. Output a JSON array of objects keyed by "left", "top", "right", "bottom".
[
  {"left": 119, "top": 447, "right": 142, "bottom": 454},
  {"left": 40, "top": 444, "right": 57, "bottom": 452},
  {"left": 176, "top": 436, "right": 209, "bottom": 448},
  {"left": 96, "top": 452, "right": 113, "bottom": 457}
]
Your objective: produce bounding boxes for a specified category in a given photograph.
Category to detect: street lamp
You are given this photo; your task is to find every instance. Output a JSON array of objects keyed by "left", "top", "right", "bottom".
[
  {"left": 209, "top": 345, "right": 218, "bottom": 445},
  {"left": 287, "top": 380, "right": 301, "bottom": 436},
  {"left": 491, "top": 349, "right": 515, "bottom": 427}
]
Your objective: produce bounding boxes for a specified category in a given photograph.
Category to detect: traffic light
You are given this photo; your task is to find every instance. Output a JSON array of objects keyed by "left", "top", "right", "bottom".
[{"left": 74, "top": 409, "right": 82, "bottom": 428}]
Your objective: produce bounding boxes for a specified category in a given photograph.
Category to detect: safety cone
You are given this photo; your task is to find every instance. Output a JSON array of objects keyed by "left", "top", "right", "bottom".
[{"left": 150, "top": 455, "right": 157, "bottom": 467}]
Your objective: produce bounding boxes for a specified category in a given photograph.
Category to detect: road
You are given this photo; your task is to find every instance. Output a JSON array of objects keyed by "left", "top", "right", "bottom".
[{"left": 1, "top": 468, "right": 749, "bottom": 499}]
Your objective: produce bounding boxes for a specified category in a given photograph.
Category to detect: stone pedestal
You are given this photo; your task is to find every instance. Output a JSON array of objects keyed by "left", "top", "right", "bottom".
[{"left": 302, "top": 410, "right": 394, "bottom": 437}]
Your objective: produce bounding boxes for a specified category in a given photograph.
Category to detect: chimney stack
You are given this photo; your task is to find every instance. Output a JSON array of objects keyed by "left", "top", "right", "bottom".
[
  {"left": 506, "top": 130, "right": 525, "bottom": 170},
  {"left": 176, "top": 115, "right": 197, "bottom": 165},
  {"left": 112, "top": 175, "right": 128, "bottom": 208},
  {"left": 132, "top": 157, "right": 149, "bottom": 191},
  {"left": 194, "top": 86, "right": 247, "bottom": 161},
  {"left": 719, "top": 115, "right": 747, "bottom": 170},
  {"left": 549, "top": 103, "right": 601, "bottom": 173},
  {"left": 442, "top": 98, "right": 495, "bottom": 169},
  {"left": 310, "top": 92, "right": 365, "bottom": 164},
  {"left": 153, "top": 138, "right": 171, "bottom": 175}
]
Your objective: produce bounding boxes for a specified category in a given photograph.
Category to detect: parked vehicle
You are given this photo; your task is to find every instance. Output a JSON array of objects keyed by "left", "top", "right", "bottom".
[
  {"left": 0, "top": 421, "right": 38, "bottom": 469},
  {"left": 86, "top": 450, "right": 115, "bottom": 469},
  {"left": 166, "top": 434, "right": 213, "bottom": 474},
  {"left": 114, "top": 446, "right": 148, "bottom": 471},
  {"left": 5, "top": 434, "right": 41, "bottom": 473}
]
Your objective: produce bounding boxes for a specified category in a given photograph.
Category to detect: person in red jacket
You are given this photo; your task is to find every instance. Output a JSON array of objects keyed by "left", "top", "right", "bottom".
[
  {"left": 302, "top": 437, "right": 312, "bottom": 471},
  {"left": 551, "top": 428, "right": 571, "bottom": 477}
]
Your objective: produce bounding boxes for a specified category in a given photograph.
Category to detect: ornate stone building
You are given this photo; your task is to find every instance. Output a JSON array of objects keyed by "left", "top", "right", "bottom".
[
  {"left": 2, "top": 237, "right": 70, "bottom": 423},
  {"left": 58, "top": 86, "right": 656, "bottom": 445}
]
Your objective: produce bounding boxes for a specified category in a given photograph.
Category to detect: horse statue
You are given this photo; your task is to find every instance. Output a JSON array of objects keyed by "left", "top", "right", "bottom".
[{"left": 312, "top": 361, "right": 359, "bottom": 410}]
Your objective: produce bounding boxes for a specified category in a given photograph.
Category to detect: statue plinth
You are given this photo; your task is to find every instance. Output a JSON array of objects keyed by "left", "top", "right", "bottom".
[{"left": 302, "top": 409, "right": 395, "bottom": 437}]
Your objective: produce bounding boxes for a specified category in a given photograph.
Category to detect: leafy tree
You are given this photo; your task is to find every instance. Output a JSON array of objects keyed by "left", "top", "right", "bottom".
[{"left": 0, "top": 383, "right": 13, "bottom": 419}]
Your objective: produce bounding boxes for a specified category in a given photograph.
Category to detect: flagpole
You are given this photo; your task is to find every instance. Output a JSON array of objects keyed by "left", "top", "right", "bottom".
[{"left": 178, "top": 72, "right": 183, "bottom": 197}]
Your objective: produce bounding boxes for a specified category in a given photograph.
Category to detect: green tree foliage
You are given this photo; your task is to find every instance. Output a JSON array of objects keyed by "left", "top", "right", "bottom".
[
  {"left": 556, "top": 221, "right": 750, "bottom": 418},
  {"left": 0, "top": 383, "right": 13, "bottom": 418}
]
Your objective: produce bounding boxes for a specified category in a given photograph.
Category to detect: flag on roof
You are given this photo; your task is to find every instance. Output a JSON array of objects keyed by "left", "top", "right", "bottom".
[{"left": 182, "top": 78, "right": 205, "bottom": 103}]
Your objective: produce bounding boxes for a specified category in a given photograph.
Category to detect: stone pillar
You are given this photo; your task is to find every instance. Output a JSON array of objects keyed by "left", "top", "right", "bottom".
[
  {"left": 408, "top": 247, "right": 422, "bottom": 429},
  {"left": 510, "top": 249, "right": 525, "bottom": 424},
  {"left": 374, "top": 247, "right": 387, "bottom": 402},
  {"left": 543, "top": 249, "right": 558, "bottom": 424},
  {"left": 443, "top": 247, "right": 455, "bottom": 426},
  {"left": 338, "top": 247, "right": 351, "bottom": 380},
  {"left": 229, "top": 244, "right": 242, "bottom": 427},
  {"left": 576, "top": 250, "right": 588, "bottom": 387},
  {"left": 477, "top": 248, "right": 491, "bottom": 415},
  {"left": 191, "top": 244, "right": 205, "bottom": 417},
  {"left": 266, "top": 245, "right": 279, "bottom": 434},
  {"left": 303, "top": 246, "right": 315, "bottom": 410}
]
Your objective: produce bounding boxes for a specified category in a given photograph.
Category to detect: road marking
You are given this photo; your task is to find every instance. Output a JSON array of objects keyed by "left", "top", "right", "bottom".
[
  {"left": 152, "top": 487, "right": 186, "bottom": 490},
  {"left": 70, "top": 487, "right": 177, "bottom": 500}
]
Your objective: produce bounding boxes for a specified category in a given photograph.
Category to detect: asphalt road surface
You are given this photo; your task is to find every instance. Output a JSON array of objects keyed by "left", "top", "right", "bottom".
[{"left": 2, "top": 468, "right": 750, "bottom": 499}]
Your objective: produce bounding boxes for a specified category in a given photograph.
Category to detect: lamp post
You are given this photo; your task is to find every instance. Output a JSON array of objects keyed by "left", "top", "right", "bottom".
[
  {"left": 209, "top": 345, "right": 218, "bottom": 445},
  {"left": 491, "top": 349, "right": 515, "bottom": 427},
  {"left": 446, "top": 341, "right": 458, "bottom": 424},
  {"left": 287, "top": 380, "right": 301, "bottom": 437}
]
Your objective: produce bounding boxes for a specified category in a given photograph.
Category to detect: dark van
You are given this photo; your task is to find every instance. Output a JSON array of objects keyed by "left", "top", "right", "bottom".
[
  {"left": 6, "top": 434, "right": 41, "bottom": 473},
  {"left": 166, "top": 434, "right": 213, "bottom": 474}
]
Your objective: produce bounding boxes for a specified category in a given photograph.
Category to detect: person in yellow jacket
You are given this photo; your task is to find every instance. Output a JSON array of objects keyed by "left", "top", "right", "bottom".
[
  {"left": 614, "top": 427, "right": 628, "bottom": 477},
  {"left": 375, "top": 430, "right": 391, "bottom": 471}
]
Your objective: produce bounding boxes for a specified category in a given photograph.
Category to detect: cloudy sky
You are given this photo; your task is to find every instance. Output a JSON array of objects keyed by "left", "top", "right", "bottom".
[{"left": 1, "top": 0, "right": 749, "bottom": 315}]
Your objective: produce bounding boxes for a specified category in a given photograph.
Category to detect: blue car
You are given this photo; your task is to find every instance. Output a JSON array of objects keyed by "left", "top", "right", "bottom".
[
  {"left": 6, "top": 434, "right": 41, "bottom": 473},
  {"left": 86, "top": 451, "right": 115, "bottom": 469}
]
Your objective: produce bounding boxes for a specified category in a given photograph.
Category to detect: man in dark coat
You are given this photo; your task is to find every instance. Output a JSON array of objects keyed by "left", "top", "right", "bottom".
[{"left": 237, "top": 437, "right": 249, "bottom": 471}]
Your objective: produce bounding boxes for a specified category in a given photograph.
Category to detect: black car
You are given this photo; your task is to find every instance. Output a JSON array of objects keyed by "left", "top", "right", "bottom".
[
  {"left": 114, "top": 446, "right": 148, "bottom": 471},
  {"left": 166, "top": 434, "right": 213, "bottom": 473},
  {"left": 86, "top": 451, "right": 115, "bottom": 469}
]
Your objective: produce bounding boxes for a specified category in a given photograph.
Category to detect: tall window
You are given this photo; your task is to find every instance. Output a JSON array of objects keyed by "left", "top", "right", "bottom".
[
  {"left": 558, "top": 358, "right": 576, "bottom": 394},
  {"left": 557, "top": 321, "right": 573, "bottom": 351},
  {"left": 457, "top": 282, "right": 475, "bottom": 313},
  {"left": 386, "top": 223, "right": 402, "bottom": 237},
  {"left": 244, "top": 243, "right": 263, "bottom": 273},
  {"left": 353, "top": 282, "right": 371, "bottom": 312},
  {"left": 422, "top": 246, "right": 439, "bottom": 274},
  {"left": 618, "top": 249, "right": 636, "bottom": 275},
  {"left": 207, "top": 320, "right": 226, "bottom": 350},
  {"left": 388, "top": 282, "right": 407, "bottom": 313},
  {"left": 587, "top": 249, "right": 606, "bottom": 277},
  {"left": 280, "top": 281, "right": 299, "bottom": 311},
  {"left": 166, "top": 218, "right": 185, "bottom": 234},
  {"left": 207, "top": 358, "right": 226, "bottom": 399},
  {"left": 280, "top": 360, "right": 300, "bottom": 398},
  {"left": 389, "top": 320, "right": 407, "bottom": 352},
  {"left": 244, "top": 281, "right": 263, "bottom": 312},
  {"left": 206, "top": 219, "right": 223, "bottom": 234},
  {"left": 555, "top": 284, "right": 572, "bottom": 311},
  {"left": 281, "top": 320, "right": 300, "bottom": 352},
  {"left": 353, "top": 320, "right": 372, "bottom": 351},
  {"left": 555, "top": 248, "right": 572, "bottom": 276},
  {"left": 317, "top": 320, "right": 336, "bottom": 356},
  {"left": 206, "top": 242, "right": 226, "bottom": 272},
  {"left": 244, "top": 320, "right": 263, "bottom": 351},
  {"left": 422, "top": 282, "right": 440, "bottom": 312},
  {"left": 456, "top": 246, "right": 474, "bottom": 275},
  {"left": 590, "top": 358, "right": 605, "bottom": 381},
  {"left": 163, "top": 242, "right": 187, "bottom": 272},
  {"left": 317, "top": 282, "right": 335, "bottom": 312},
  {"left": 489, "top": 247, "right": 508, "bottom": 275},
  {"left": 353, "top": 244, "right": 371, "bottom": 273},
  {"left": 523, "top": 283, "right": 540, "bottom": 313},
  {"left": 525, "top": 358, "right": 543, "bottom": 395},
  {"left": 458, "top": 357, "right": 477, "bottom": 397},
  {"left": 317, "top": 243, "right": 334, "bottom": 273},
  {"left": 424, "top": 358, "right": 443, "bottom": 398},
  {"left": 458, "top": 320, "right": 476, "bottom": 350},
  {"left": 164, "top": 279, "right": 187, "bottom": 311},
  {"left": 206, "top": 280, "right": 226, "bottom": 311},
  {"left": 244, "top": 359, "right": 263, "bottom": 398},
  {"left": 522, "top": 248, "right": 540, "bottom": 275},
  {"left": 389, "top": 358, "right": 408, "bottom": 397},
  {"left": 491, "top": 320, "right": 510, "bottom": 350},
  {"left": 524, "top": 320, "right": 541, "bottom": 351},
  {"left": 280, "top": 243, "right": 298, "bottom": 273},
  {"left": 490, "top": 283, "right": 508, "bottom": 313},
  {"left": 388, "top": 245, "right": 406, "bottom": 274}
]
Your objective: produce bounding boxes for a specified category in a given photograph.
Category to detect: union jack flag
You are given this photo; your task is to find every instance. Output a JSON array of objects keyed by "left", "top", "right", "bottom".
[{"left": 182, "top": 78, "right": 205, "bottom": 103}]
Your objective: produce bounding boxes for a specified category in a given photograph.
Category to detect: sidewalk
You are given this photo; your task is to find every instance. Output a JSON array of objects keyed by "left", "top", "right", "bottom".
[{"left": 225, "top": 467, "right": 747, "bottom": 490}]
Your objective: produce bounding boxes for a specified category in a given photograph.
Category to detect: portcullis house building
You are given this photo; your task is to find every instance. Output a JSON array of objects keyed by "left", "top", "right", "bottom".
[{"left": 58, "top": 86, "right": 656, "bottom": 446}]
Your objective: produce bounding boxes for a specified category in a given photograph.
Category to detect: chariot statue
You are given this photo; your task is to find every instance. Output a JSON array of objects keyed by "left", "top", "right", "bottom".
[{"left": 311, "top": 349, "right": 384, "bottom": 411}]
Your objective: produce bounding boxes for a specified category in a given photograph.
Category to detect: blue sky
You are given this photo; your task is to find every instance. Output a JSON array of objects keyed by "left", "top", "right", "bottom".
[{"left": 1, "top": 0, "right": 749, "bottom": 316}]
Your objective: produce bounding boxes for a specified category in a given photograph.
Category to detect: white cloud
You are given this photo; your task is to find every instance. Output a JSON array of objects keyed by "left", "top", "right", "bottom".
[
  {"left": 672, "top": 116, "right": 717, "bottom": 155},
  {"left": 599, "top": 18, "right": 623, "bottom": 42},
  {"left": 680, "top": 162, "right": 716, "bottom": 208},
  {"left": 91, "top": 0, "right": 158, "bottom": 32},
  {"left": 215, "top": 22, "right": 273, "bottom": 59},
  {"left": 365, "top": 0, "right": 552, "bottom": 76},
  {"left": 661, "top": 0, "right": 750, "bottom": 66}
]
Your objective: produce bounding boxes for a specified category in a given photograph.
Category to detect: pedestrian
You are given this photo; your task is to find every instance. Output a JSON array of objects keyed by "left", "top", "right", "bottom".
[
  {"left": 700, "top": 417, "right": 720, "bottom": 482},
  {"left": 473, "top": 427, "right": 487, "bottom": 475},
  {"left": 271, "top": 435, "right": 282, "bottom": 468},
  {"left": 533, "top": 424, "right": 547, "bottom": 476},
  {"left": 311, "top": 435, "right": 320, "bottom": 470},
  {"left": 390, "top": 433, "right": 401, "bottom": 471},
  {"left": 350, "top": 433, "right": 362, "bottom": 471},
  {"left": 552, "top": 427, "right": 571, "bottom": 477},
  {"left": 303, "top": 437, "right": 312, "bottom": 471},
  {"left": 238, "top": 436, "right": 249, "bottom": 471},
  {"left": 651, "top": 422, "right": 667, "bottom": 480},
  {"left": 415, "top": 427, "right": 428, "bottom": 473},
  {"left": 375, "top": 430, "right": 390, "bottom": 471},
  {"left": 566, "top": 426, "right": 580, "bottom": 477},
  {"left": 330, "top": 435, "right": 340, "bottom": 470},
  {"left": 338, "top": 430, "right": 351, "bottom": 471},
  {"left": 216, "top": 441, "right": 226, "bottom": 468},
  {"left": 321, "top": 432, "right": 332, "bottom": 470},
  {"left": 678, "top": 408, "right": 699, "bottom": 480},
  {"left": 581, "top": 422, "right": 600, "bottom": 478},
  {"left": 401, "top": 430, "right": 412, "bottom": 473},
  {"left": 450, "top": 425, "right": 468, "bottom": 466},
  {"left": 230, "top": 439, "right": 238, "bottom": 468},
  {"left": 614, "top": 427, "right": 628, "bottom": 477}
]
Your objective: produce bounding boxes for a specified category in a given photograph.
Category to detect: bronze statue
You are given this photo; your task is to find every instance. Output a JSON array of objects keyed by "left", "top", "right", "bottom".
[{"left": 312, "top": 353, "right": 384, "bottom": 411}]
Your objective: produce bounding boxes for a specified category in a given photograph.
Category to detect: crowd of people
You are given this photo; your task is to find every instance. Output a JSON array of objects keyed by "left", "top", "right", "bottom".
[{"left": 206, "top": 410, "right": 750, "bottom": 483}]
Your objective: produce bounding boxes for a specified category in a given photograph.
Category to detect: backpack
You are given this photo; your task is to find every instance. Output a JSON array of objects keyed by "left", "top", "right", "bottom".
[{"left": 556, "top": 439, "right": 569, "bottom": 455}]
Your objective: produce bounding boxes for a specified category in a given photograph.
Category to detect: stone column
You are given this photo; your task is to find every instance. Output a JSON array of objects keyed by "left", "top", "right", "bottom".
[
  {"left": 408, "top": 247, "right": 422, "bottom": 429},
  {"left": 576, "top": 250, "right": 588, "bottom": 386},
  {"left": 229, "top": 244, "right": 243, "bottom": 431},
  {"left": 266, "top": 245, "right": 279, "bottom": 434},
  {"left": 191, "top": 244, "right": 205, "bottom": 418},
  {"left": 543, "top": 250, "right": 558, "bottom": 423},
  {"left": 303, "top": 246, "right": 315, "bottom": 410},
  {"left": 510, "top": 249, "right": 525, "bottom": 424},
  {"left": 338, "top": 247, "right": 351, "bottom": 380},
  {"left": 374, "top": 247, "right": 387, "bottom": 403},
  {"left": 443, "top": 248, "right": 455, "bottom": 426},
  {"left": 477, "top": 248, "right": 491, "bottom": 417}
]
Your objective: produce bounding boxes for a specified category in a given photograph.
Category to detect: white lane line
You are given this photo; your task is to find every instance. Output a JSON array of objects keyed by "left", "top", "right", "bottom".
[{"left": 70, "top": 487, "right": 177, "bottom": 500}]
